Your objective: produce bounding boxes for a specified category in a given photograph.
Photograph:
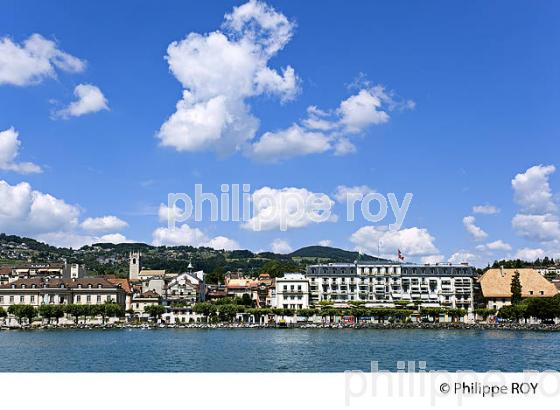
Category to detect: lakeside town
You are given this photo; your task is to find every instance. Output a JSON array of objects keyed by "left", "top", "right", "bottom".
[{"left": 1, "top": 236, "right": 560, "bottom": 330}]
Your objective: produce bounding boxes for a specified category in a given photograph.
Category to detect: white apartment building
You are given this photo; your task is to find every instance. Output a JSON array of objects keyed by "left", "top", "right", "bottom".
[
  {"left": 306, "top": 261, "right": 475, "bottom": 310},
  {"left": 274, "top": 273, "right": 309, "bottom": 310}
]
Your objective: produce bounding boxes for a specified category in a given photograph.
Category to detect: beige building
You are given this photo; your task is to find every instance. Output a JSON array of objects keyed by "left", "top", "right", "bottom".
[
  {"left": 131, "top": 290, "right": 161, "bottom": 314},
  {"left": 479, "top": 267, "right": 558, "bottom": 310},
  {"left": 0, "top": 277, "right": 128, "bottom": 309}
]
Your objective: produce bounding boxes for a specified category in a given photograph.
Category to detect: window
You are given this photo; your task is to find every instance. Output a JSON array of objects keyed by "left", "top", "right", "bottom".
[
  {"left": 10, "top": 296, "right": 14, "bottom": 303},
  {"left": 540, "top": 291, "right": 544, "bottom": 295},
  {"left": 0, "top": 296, "right": 3, "bottom": 303},
  {"left": 19, "top": 296, "right": 24, "bottom": 303},
  {"left": 76, "top": 295, "right": 81, "bottom": 303},
  {"left": 30, "top": 296, "right": 35, "bottom": 303},
  {"left": 97, "top": 295, "right": 101, "bottom": 303},
  {"left": 529, "top": 291, "right": 534, "bottom": 295}
]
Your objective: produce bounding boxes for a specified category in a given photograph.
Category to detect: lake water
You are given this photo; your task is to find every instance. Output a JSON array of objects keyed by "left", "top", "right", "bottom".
[{"left": 1, "top": 328, "right": 558, "bottom": 372}]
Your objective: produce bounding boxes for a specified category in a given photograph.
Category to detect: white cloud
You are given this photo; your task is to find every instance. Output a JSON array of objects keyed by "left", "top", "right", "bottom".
[
  {"left": 512, "top": 213, "right": 560, "bottom": 242},
  {"left": 318, "top": 239, "right": 332, "bottom": 247},
  {"left": 421, "top": 254, "right": 445, "bottom": 264},
  {"left": 448, "top": 251, "right": 476, "bottom": 264},
  {"left": 0, "top": 127, "right": 41, "bottom": 174},
  {"left": 472, "top": 204, "right": 500, "bottom": 215},
  {"left": 248, "top": 85, "right": 410, "bottom": 162},
  {"left": 205, "top": 235, "right": 240, "bottom": 250},
  {"left": 157, "top": 0, "right": 298, "bottom": 155},
  {"left": 81, "top": 215, "right": 128, "bottom": 233},
  {"left": 0, "top": 180, "right": 80, "bottom": 235},
  {"left": 36, "top": 232, "right": 131, "bottom": 249},
  {"left": 0, "top": 34, "right": 85, "bottom": 86},
  {"left": 158, "top": 203, "right": 185, "bottom": 223},
  {"left": 0, "top": 179, "right": 133, "bottom": 249},
  {"left": 476, "top": 240, "right": 512, "bottom": 252},
  {"left": 337, "top": 88, "right": 390, "bottom": 133},
  {"left": 248, "top": 124, "right": 331, "bottom": 162},
  {"left": 512, "top": 165, "right": 556, "bottom": 213},
  {"left": 271, "top": 238, "right": 292, "bottom": 254},
  {"left": 463, "top": 215, "right": 488, "bottom": 240},
  {"left": 55, "top": 84, "right": 109, "bottom": 118},
  {"left": 350, "top": 226, "right": 439, "bottom": 258},
  {"left": 242, "top": 186, "right": 335, "bottom": 231},
  {"left": 333, "top": 185, "right": 375, "bottom": 203},
  {"left": 514, "top": 247, "right": 546, "bottom": 261},
  {"left": 152, "top": 224, "right": 239, "bottom": 250}
]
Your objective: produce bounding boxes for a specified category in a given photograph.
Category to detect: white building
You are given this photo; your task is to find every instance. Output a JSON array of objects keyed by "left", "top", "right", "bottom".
[
  {"left": 306, "top": 261, "right": 475, "bottom": 310},
  {"left": 274, "top": 273, "right": 309, "bottom": 310}
]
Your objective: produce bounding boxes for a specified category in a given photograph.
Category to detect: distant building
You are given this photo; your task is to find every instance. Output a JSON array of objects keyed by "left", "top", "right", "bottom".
[
  {"left": 131, "top": 290, "right": 160, "bottom": 314},
  {"left": 0, "top": 278, "right": 128, "bottom": 309},
  {"left": 274, "top": 273, "right": 309, "bottom": 310},
  {"left": 62, "top": 263, "right": 86, "bottom": 279},
  {"left": 478, "top": 267, "right": 559, "bottom": 310}
]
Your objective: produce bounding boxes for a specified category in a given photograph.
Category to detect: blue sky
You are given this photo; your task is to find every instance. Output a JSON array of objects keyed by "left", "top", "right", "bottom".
[{"left": 0, "top": 0, "right": 559, "bottom": 266}]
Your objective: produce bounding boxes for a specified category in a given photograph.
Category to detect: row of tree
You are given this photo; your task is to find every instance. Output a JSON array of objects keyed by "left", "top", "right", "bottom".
[
  {"left": 0, "top": 302, "right": 124, "bottom": 325},
  {"left": 189, "top": 302, "right": 469, "bottom": 323},
  {"left": 498, "top": 295, "right": 560, "bottom": 322}
]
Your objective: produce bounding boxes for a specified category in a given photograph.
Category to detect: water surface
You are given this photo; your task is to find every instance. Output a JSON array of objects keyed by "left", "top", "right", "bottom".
[{"left": 0, "top": 328, "right": 558, "bottom": 372}]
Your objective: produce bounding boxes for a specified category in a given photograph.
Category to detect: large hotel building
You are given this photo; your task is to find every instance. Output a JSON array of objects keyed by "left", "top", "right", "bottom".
[{"left": 306, "top": 261, "right": 475, "bottom": 310}]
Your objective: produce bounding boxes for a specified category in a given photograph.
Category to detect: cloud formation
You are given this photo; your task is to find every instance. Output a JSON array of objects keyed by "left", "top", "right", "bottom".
[
  {"left": 0, "top": 34, "right": 85, "bottom": 86},
  {"left": 248, "top": 85, "right": 412, "bottom": 162},
  {"left": 463, "top": 215, "right": 487, "bottom": 240},
  {"left": 472, "top": 204, "right": 500, "bottom": 215},
  {"left": 350, "top": 226, "right": 439, "bottom": 259},
  {"left": 242, "top": 186, "right": 335, "bottom": 231},
  {"left": 81, "top": 215, "right": 128, "bottom": 233},
  {"left": 55, "top": 84, "right": 109, "bottom": 118},
  {"left": 0, "top": 128, "right": 41, "bottom": 174},
  {"left": 157, "top": 0, "right": 297, "bottom": 154},
  {"left": 152, "top": 223, "right": 239, "bottom": 250},
  {"left": 271, "top": 238, "right": 292, "bottom": 254}
]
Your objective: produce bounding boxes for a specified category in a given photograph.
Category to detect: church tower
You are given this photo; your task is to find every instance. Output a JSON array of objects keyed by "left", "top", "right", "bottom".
[{"left": 129, "top": 251, "right": 141, "bottom": 280}]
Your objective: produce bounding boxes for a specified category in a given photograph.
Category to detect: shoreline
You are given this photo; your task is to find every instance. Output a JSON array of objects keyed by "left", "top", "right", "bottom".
[{"left": 2, "top": 322, "right": 560, "bottom": 331}]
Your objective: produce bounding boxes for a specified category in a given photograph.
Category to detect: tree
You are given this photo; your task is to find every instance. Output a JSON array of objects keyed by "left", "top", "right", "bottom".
[
  {"left": 144, "top": 304, "right": 165, "bottom": 320},
  {"left": 104, "top": 303, "right": 124, "bottom": 322},
  {"left": 39, "top": 304, "right": 55, "bottom": 324},
  {"left": 525, "top": 298, "right": 560, "bottom": 322},
  {"left": 193, "top": 302, "right": 217, "bottom": 322},
  {"left": 0, "top": 307, "right": 6, "bottom": 323},
  {"left": 447, "top": 308, "right": 467, "bottom": 322},
  {"left": 8, "top": 304, "right": 36, "bottom": 325},
  {"left": 474, "top": 308, "right": 496, "bottom": 321},
  {"left": 421, "top": 307, "right": 444, "bottom": 323},
  {"left": 64, "top": 304, "right": 84, "bottom": 324},
  {"left": 218, "top": 304, "right": 238, "bottom": 322},
  {"left": 510, "top": 271, "right": 522, "bottom": 305},
  {"left": 498, "top": 304, "right": 527, "bottom": 322}
]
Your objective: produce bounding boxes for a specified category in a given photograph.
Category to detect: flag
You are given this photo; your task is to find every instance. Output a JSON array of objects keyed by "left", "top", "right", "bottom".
[{"left": 397, "top": 249, "right": 405, "bottom": 261}]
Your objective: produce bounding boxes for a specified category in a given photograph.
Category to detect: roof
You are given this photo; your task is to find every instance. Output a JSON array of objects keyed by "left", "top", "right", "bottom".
[
  {"left": 106, "top": 278, "right": 132, "bottom": 294},
  {"left": 139, "top": 269, "right": 167, "bottom": 277},
  {"left": 134, "top": 290, "right": 160, "bottom": 300},
  {"left": 226, "top": 278, "right": 255, "bottom": 289},
  {"left": 0, "top": 277, "right": 124, "bottom": 290},
  {"left": 479, "top": 268, "right": 558, "bottom": 298}
]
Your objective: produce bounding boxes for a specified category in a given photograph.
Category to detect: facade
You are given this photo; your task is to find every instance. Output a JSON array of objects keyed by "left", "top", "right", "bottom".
[
  {"left": 306, "top": 261, "right": 476, "bottom": 310},
  {"left": 274, "top": 273, "right": 309, "bottom": 310},
  {"left": 165, "top": 272, "right": 199, "bottom": 304},
  {"left": 62, "top": 263, "right": 86, "bottom": 279},
  {"left": 0, "top": 277, "right": 128, "bottom": 309},
  {"left": 131, "top": 290, "right": 160, "bottom": 314},
  {"left": 479, "top": 267, "right": 559, "bottom": 310}
]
